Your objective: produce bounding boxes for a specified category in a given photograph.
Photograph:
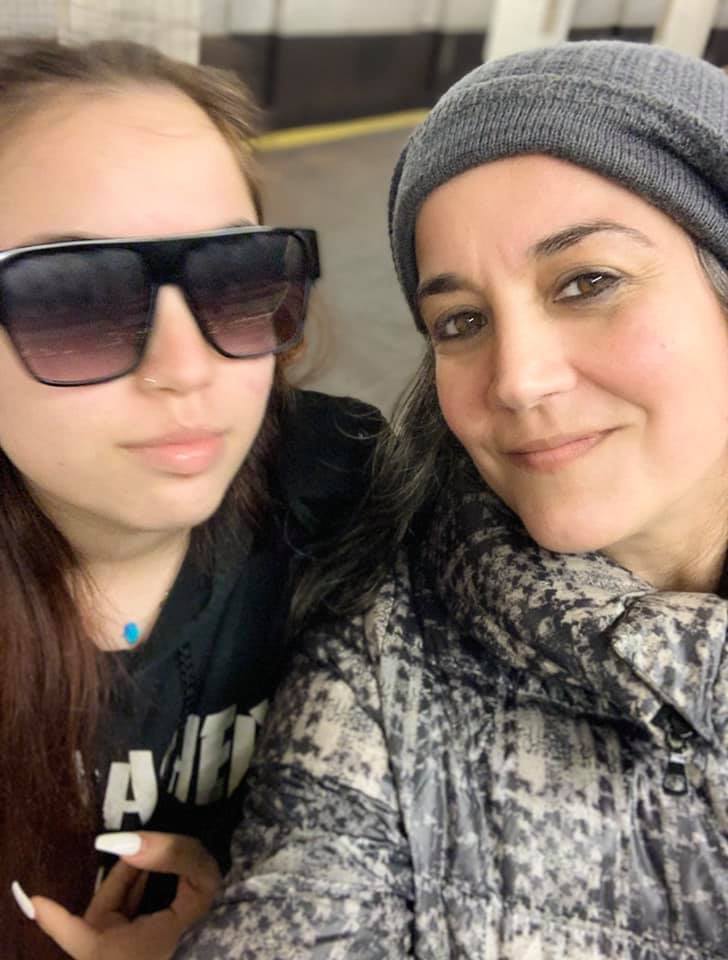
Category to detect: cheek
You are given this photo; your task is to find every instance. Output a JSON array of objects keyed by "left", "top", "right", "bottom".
[
  {"left": 436, "top": 356, "right": 490, "bottom": 447},
  {"left": 0, "top": 348, "right": 69, "bottom": 475},
  {"left": 593, "top": 326, "right": 674, "bottom": 402},
  {"left": 595, "top": 305, "right": 728, "bottom": 422},
  {"left": 3, "top": 388, "right": 113, "bottom": 458},
  {"left": 585, "top": 305, "right": 728, "bottom": 488},
  {"left": 225, "top": 355, "right": 276, "bottom": 436},
  {"left": 0, "top": 397, "right": 89, "bottom": 483},
  {"left": 0, "top": 338, "right": 128, "bottom": 483},
  {"left": 237, "top": 355, "right": 275, "bottom": 405}
]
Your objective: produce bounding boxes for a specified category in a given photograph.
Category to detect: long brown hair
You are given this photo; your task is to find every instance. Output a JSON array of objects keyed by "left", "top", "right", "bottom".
[{"left": 0, "top": 38, "right": 286, "bottom": 958}]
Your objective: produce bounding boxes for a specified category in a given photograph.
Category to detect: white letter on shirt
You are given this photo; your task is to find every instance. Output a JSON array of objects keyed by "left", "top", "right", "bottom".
[{"left": 102, "top": 751, "right": 158, "bottom": 829}]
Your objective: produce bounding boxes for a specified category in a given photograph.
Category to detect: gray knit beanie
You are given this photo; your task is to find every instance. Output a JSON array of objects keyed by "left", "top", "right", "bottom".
[{"left": 389, "top": 40, "right": 728, "bottom": 331}]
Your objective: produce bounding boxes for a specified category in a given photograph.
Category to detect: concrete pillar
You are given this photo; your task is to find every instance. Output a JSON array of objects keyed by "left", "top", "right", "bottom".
[
  {"left": 57, "top": 0, "right": 202, "bottom": 63},
  {"left": 654, "top": 0, "right": 720, "bottom": 57},
  {"left": 485, "top": 0, "right": 579, "bottom": 60}
]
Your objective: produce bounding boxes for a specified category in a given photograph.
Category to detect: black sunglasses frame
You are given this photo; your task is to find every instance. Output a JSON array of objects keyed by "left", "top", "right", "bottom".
[{"left": 0, "top": 226, "right": 320, "bottom": 387}]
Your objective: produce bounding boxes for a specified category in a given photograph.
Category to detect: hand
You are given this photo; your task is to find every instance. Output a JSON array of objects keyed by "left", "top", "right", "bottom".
[{"left": 17, "top": 831, "right": 221, "bottom": 960}]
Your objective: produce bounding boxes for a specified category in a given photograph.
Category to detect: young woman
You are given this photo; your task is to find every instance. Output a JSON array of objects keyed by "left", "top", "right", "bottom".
[
  {"left": 180, "top": 41, "right": 728, "bottom": 959},
  {"left": 1, "top": 38, "right": 379, "bottom": 960}
]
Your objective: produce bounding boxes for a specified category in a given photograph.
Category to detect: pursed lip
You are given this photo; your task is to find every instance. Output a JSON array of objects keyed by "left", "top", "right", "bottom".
[
  {"left": 122, "top": 427, "right": 227, "bottom": 476},
  {"left": 124, "top": 428, "right": 224, "bottom": 449}
]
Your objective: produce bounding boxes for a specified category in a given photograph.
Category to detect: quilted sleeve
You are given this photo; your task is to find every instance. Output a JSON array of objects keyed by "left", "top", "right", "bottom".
[{"left": 176, "top": 615, "right": 414, "bottom": 959}]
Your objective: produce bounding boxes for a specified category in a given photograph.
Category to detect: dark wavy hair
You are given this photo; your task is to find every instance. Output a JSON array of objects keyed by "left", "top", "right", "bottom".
[{"left": 0, "top": 37, "right": 291, "bottom": 959}]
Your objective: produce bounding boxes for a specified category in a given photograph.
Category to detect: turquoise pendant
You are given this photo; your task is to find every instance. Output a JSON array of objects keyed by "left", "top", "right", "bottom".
[{"left": 123, "top": 622, "right": 141, "bottom": 645}]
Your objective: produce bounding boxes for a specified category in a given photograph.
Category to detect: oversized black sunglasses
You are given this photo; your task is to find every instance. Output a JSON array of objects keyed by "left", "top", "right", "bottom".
[{"left": 0, "top": 226, "right": 320, "bottom": 386}]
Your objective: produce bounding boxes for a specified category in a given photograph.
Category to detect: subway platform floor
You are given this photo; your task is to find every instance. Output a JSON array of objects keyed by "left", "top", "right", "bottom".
[{"left": 261, "top": 124, "right": 424, "bottom": 416}]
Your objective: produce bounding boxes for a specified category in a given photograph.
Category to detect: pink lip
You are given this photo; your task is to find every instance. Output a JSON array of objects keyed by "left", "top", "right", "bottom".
[
  {"left": 506, "top": 430, "right": 613, "bottom": 473},
  {"left": 125, "top": 430, "right": 225, "bottom": 476}
]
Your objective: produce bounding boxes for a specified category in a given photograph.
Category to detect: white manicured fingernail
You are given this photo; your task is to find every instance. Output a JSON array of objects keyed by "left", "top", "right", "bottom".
[
  {"left": 11, "top": 881, "right": 36, "bottom": 920},
  {"left": 94, "top": 832, "right": 142, "bottom": 856}
]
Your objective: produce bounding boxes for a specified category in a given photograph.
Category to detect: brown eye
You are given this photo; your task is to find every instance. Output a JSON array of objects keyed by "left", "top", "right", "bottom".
[
  {"left": 555, "top": 271, "right": 620, "bottom": 301},
  {"left": 431, "top": 311, "right": 487, "bottom": 343}
]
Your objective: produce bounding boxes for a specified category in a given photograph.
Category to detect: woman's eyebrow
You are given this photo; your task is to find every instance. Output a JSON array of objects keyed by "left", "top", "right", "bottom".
[
  {"left": 529, "top": 220, "right": 654, "bottom": 258},
  {"left": 416, "top": 272, "right": 479, "bottom": 304},
  {"left": 416, "top": 220, "right": 654, "bottom": 303}
]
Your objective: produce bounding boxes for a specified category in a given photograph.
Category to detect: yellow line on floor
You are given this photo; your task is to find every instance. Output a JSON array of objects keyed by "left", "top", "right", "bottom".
[{"left": 255, "top": 109, "right": 428, "bottom": 151}]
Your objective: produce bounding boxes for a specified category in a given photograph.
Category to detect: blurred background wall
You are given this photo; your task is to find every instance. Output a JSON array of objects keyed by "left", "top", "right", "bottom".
[
  {"left": 57, "top": 0, "right": 202, "bottom": 62},
  {"left": 217, "top": 0, "right": 727, "bottom": 127},
  {"left": 0, "top": 1, "right": 200, "bottom": 60},
  {"left": 3, "top": 1, "right": 728, "bottom": 128}
]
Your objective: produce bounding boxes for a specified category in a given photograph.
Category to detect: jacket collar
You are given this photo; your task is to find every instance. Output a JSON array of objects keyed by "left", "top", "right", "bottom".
[{"left": 425, "top": 478, "right": 727, "bottom": 745}]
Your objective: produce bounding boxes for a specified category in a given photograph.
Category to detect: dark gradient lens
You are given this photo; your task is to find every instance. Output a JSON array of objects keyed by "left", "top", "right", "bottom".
[
  {"left": 184, "top": 232, "right": 308, "bottom": 358},
  {"left": 0, "top": 248, "right": 150, "bottom": 385}
]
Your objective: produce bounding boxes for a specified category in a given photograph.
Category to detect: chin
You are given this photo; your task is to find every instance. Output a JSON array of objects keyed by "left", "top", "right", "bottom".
[
  {"left": 518, "top": 506, "right": 622, "bottom": 556},
  {"left": 128, "top": 488, "right": 229, "bottom": 534}
]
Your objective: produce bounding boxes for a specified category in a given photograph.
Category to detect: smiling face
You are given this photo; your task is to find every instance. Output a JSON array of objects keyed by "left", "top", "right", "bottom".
[
  {"left": 0, "top": 85, "right": 274, "bottom": 544},
  {"left": 415, "top": 155, "right": 728, "bottom": 575}
]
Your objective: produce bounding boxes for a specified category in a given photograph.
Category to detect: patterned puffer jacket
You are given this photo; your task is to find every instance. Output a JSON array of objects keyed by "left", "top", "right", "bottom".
[{"left": 178, "top": 484, "right": 728, "bottom": 960}]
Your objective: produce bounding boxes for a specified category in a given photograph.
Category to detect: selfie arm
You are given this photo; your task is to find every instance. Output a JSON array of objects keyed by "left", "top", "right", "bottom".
[{"left": 176, "top": 610, "right": 415, "bottom": 959}]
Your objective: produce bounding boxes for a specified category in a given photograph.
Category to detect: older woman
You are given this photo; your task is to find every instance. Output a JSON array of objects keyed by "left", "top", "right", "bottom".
[{"left": 180, "top": 41, "right": 728, "bottom": 960}]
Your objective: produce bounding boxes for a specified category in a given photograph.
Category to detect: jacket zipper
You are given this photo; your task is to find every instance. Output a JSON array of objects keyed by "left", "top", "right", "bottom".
[{"left": 657, "top": 705, "right": 696, "bottom": 796}]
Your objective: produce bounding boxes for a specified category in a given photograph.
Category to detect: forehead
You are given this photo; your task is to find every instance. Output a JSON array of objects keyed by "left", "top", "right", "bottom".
[
  {"left": 0, "top": 85, "right": 254, "bottom": 246},
  {"left": 414, "top": 154, "right": 680, "bottom": 269}
]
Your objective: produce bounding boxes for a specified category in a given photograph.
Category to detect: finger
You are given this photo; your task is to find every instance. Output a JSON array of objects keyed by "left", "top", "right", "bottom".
[
  {"left": 168, "top": 876, "right": 219, "bottom": 933},
  {"left": 123, "top": 869, "right": 150, "bottom": 918},
  {"left": 33, "top": 896, "right": 100, "bottom": 960},
  {"left": 119, "top": 833, "right": 221, "bottom": 929},
  {"left": 84, "top": 859, "right": 142, "bottom": 925},
  {"left": 36, "top": 901, "right": 180, "bottom": 960},
  {"left": 120, "top": 833, "right": 220, "bottom": 892},
  {"left": 102, "top": 910, "right": 185, "bottom": 960}
]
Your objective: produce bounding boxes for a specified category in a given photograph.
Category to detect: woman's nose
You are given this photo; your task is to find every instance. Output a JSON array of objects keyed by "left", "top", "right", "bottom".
[
  {"left": 489, "top": 308, "right": 577, "bottom": 411},
  {"left": 135, "top": 285, "right": 216, "bottom": 394}
]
